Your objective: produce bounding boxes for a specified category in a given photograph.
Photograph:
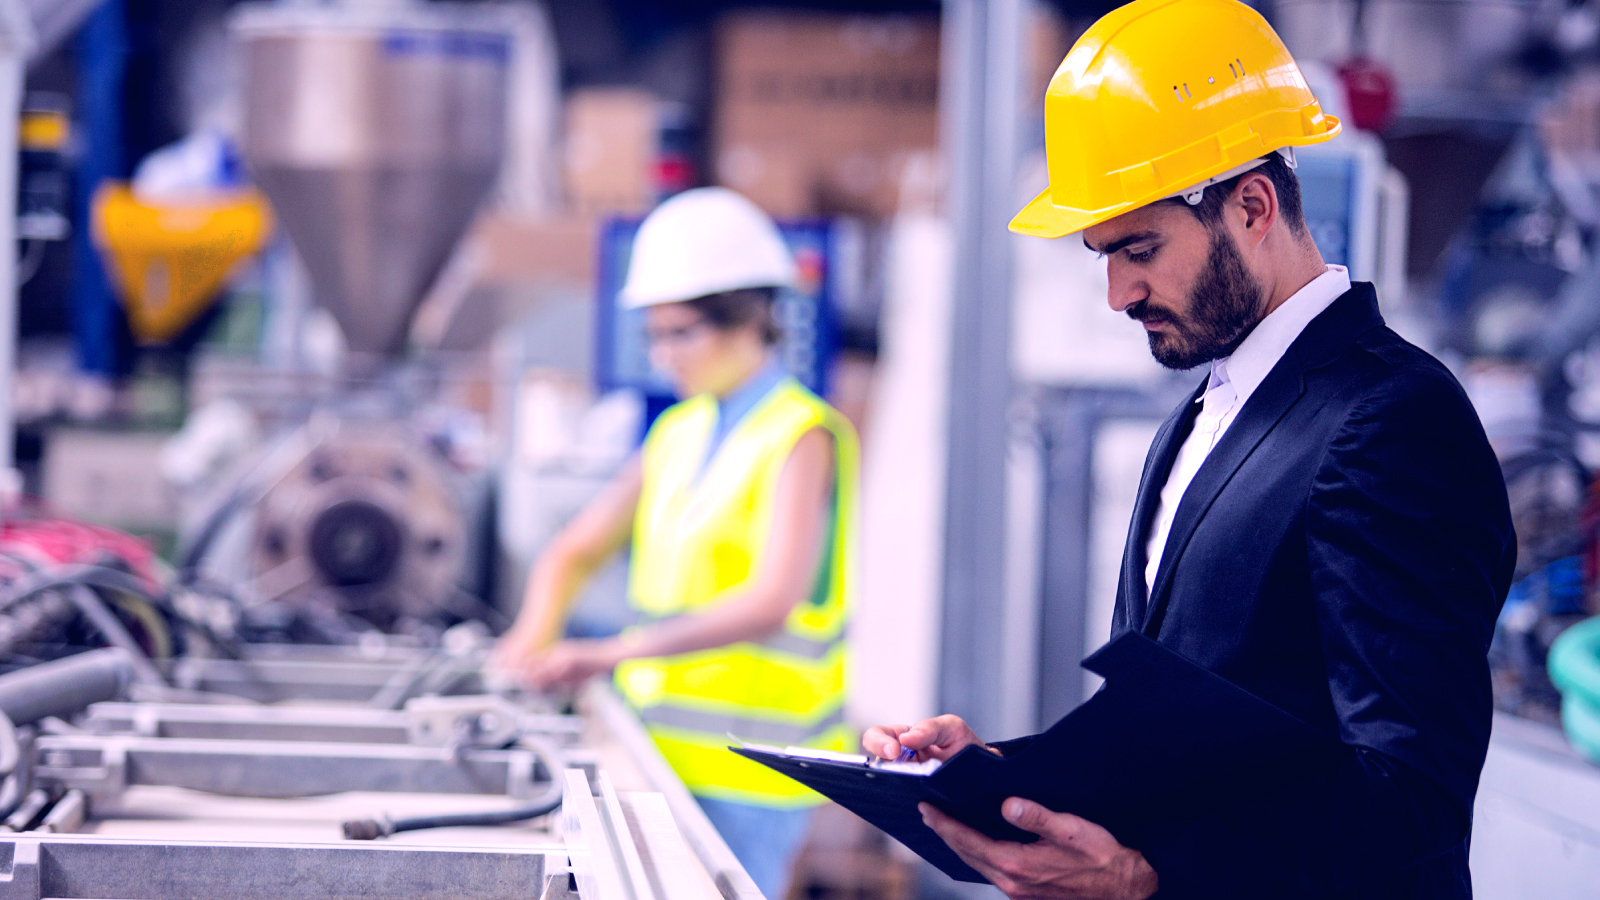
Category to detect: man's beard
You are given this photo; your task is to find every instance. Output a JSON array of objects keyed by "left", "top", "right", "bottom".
[{"left": 1126, "top": 230, "right": 1265, "bottom": 370}]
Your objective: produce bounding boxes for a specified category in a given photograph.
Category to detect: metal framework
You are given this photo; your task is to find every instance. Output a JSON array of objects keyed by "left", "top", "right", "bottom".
[{"left": 0, "top": 645, "right": 757, "bottom": 900}]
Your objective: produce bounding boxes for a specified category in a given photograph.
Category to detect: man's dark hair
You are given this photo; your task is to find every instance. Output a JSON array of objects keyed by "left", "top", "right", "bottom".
[
  {"left": 1167, "top": 153, "right": 1307, "bottom": 238},
  {"left": 684, "top": 287, "right": 781, "bottom": 345}
]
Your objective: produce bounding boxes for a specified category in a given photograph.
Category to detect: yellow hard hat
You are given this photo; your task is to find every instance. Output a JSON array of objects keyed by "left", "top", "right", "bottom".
[{"left": 1010, "top": 0, "right": 1340, "bottom": 238}]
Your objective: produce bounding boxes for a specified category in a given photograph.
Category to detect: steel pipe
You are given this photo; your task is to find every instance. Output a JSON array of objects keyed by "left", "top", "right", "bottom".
[{"left": 0, "top": 650, "right": 132, "bottom": 725}]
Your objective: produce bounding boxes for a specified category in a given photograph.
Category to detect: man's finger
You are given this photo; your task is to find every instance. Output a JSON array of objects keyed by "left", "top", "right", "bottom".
[
  {"left": 1001, "top": 797, "right": 1061, "bottom": 839},
  {"left": 902, "top": 715, "right": 965, "bottom": 750},
  {"left": 920, "top": 803, "right": 996, "bottom": 858},
  {"left": 918, "top": 803, "right": 1016, "bottom": 889},
  {"left": 862, "top": 725, "right": 909, "bottom": 759}
]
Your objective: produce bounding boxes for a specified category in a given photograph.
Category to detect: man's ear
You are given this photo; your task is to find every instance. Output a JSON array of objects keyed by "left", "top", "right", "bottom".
[{"left": 1234, "top": 172, "right": 1278, "bottom": 245}]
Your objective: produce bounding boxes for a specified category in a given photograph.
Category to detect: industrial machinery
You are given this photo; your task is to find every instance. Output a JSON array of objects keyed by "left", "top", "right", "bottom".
[
  {"left": 234, "top": 1, "right": 509, "bottom": 362},
  {"left": 176, "top": 0, "right": 516, "bottom": 631},
  {"left": 0, "top": 639, "right": 760, "bottom": 900},
  {"left": 0, "top": 3, "right": 765, "bottom": 895},
  {"left": 0, "top": 514, "right": 761, "bottom": 899}
]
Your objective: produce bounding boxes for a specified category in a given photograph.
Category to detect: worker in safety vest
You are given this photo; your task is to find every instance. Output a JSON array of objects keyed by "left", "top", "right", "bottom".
[
  {"left": 862, "top": 0, "right": 1512, "bottom": 898},
  {"left": 494, "top": 187, "right": 856, "bottom": 899}
]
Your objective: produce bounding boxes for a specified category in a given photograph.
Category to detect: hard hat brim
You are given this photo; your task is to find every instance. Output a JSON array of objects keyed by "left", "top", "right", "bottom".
[
  {"left": 1007, "top": 117, "right": 1342, "bottom": 239},
  {"left": 1008, "top": 187, "right": 1116, "bottom": 240},
  {"left": 618, "top": 276, "right": 795, "bottom": 310}
]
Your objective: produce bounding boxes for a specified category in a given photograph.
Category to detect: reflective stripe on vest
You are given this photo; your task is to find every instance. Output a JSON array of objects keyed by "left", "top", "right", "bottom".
[{"left": 618, "top": 377, "right": 857, "bottom": 805}]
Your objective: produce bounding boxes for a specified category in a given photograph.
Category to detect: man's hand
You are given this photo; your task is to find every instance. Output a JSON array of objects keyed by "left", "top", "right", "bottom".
[
  {"left": 920, "top": 798, "right": 1157, "bottom": 900},
  {"left": 862, "top": 715, "right": 991, "bottom": 762}
]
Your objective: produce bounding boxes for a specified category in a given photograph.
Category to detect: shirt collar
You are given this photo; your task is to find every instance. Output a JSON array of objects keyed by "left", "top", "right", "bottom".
[
  {"left": 715, "top": 358, "right": 788, "bottom": 431},
  {"left": 1211, "top": 265, "right": 1350, "bottom": 404}
]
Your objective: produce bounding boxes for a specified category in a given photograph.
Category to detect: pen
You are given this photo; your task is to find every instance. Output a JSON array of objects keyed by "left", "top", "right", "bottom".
[{"left": 896, "top": 746, "right": 916, "bottom": 762}]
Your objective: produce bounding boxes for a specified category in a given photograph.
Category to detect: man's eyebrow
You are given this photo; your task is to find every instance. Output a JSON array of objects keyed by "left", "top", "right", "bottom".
[{"left": 1084, "top": 230, "right": 1159, "bottom": 256}]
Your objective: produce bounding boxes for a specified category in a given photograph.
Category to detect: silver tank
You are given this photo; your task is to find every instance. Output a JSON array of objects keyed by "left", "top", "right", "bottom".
[{"left": 232, "top": 3, "right": 510, "bottom": 358}]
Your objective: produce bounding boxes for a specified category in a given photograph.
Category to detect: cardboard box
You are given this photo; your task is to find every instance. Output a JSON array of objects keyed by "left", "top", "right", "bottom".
[
  {"left": 713, "top": 12, "right": 940, "bottom": 219},
  {"left": 474, "top": 213, "right": 598, "bottom": 289},
  {"left": 563, "top": 88, "right": 657, "bottom": 218}
]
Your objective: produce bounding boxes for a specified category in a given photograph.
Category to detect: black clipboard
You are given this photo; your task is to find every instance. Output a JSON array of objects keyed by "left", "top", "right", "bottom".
[{"left": 734, "top": 631, "right": 1333, "bottom": 883}]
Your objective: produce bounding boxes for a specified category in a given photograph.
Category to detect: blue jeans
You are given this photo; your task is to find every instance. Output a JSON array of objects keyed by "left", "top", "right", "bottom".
[{"left": 696, "top": 795, "right": 815, "bottom": 899}]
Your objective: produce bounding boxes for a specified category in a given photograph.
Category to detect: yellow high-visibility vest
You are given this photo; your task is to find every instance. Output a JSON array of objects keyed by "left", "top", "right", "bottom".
[{"left": 615, "top": 377, "right": 857, "bottom": 807}]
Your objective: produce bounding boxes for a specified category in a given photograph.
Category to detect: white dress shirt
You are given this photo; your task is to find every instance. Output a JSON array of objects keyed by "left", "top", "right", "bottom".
[{"left": 1143, "top": 265, "right": 1352, "bottom": 595}]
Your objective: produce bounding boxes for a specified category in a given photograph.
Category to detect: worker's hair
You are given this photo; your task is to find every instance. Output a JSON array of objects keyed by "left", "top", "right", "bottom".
[
  {"left": 1172, "top": 153, "right": 1308, "bottom": 238},
  {"left": 684, "top": 287, "right": 782, "bottom": 346}
]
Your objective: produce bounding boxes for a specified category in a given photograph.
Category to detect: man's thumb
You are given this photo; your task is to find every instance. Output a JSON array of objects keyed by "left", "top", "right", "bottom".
[{"left": 1001, "top": 798, "right": 1052, "bottom": 835}]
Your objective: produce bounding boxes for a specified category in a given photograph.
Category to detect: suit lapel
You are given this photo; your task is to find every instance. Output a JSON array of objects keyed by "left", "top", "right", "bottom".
[
  {"left": 1143, "top": 357, "right": 1306, "bottom": 635},
  {"left": 1119, "top": 381, "right": 1205, "bottom": 632},
  {"left": 1139, "top": 284, "right": 1387, "bottom": 636}
]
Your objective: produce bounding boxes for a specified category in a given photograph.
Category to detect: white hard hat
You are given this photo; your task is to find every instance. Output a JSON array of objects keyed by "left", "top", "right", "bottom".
[{"left": 618, "top": 187, "right": 796, "bottom": 309}]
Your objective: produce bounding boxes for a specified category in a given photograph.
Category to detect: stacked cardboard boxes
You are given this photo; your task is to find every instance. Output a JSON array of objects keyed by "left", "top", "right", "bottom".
[
  {"left": 713, "top": 12, "right": 941, "bottom": 219},
  {"left": 563, "top": 87, "right": 660, "bottom": 218}
]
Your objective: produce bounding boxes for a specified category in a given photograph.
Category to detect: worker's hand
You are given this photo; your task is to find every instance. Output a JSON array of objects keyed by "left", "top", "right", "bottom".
[
  {"left": 919, "top": 799, "right": 1157, "bottom": 900},
  {"left": 487, "top": 625, "right": 545, "bottom": 676},
  {"left": 863, "top": 715, "right": 991, "bottom": 762},
  {"left": 523, "top": 639, "right": 625, "bottom": 690}
]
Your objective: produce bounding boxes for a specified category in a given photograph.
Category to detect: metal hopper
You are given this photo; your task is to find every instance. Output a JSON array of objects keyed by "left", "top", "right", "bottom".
[{"left": 232, "top": 2, "right": 510, "bottom": 359}]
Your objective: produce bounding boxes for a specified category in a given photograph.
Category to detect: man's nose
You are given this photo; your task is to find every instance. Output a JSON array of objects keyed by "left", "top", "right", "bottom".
[{"left": 1106, "top": 270, "right": 1148, "bottom": 313}]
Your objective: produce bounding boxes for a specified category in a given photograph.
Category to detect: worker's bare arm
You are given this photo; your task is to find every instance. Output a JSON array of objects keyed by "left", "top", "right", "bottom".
[
  {"left": 526, "top": 427, "right": 835, "bottom": 687},
  {"left": 862, "top": 715, "right": 992, "bottom": 762},
  {"left": 491, "top": 457, "right": 642, "bottom": 672}
]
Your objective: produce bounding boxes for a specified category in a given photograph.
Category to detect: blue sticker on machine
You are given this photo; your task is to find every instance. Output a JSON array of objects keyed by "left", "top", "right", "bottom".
[
  {"left": 381, "top": 30, "right": 509, "bottom": 63},
  {"left": 595, "top": 218, "right": 841, "bottom": 433}
]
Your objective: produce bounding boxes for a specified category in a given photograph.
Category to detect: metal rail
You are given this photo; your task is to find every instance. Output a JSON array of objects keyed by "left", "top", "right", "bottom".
[
  {"left": 81, "top": 700, "right": 582, "bottom": 745},
  {"left": 584, "top": 683, "right": 762, "bottom": 900},
  {"left": 165, "top": 656, "right": 488, "bottom": 704},
  {"left": 0, "top": 834, "right": 556, "bottom": 900}
]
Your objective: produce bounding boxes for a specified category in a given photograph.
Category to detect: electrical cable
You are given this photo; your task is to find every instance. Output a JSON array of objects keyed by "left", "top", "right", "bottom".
[
  {"left": 105, "top": 592, "right": 172, "bottom": 660},
  {"left": 341, "top": 794, "right": 565, "bottom": 840},
  {"left": 342, "top": 735, "right": 566, "bottom": 839},
  {"left": 177, "top": 489, "right": 251, "bottom": 578},
  {"left": 0, "top": 564, "right": 238, "bottom": 667},
  {"left": 63, "top": 586, "right": 165, "bottom": 687},
  {"left": 15, "top": 241, "right": 45, "bottom": 288}
]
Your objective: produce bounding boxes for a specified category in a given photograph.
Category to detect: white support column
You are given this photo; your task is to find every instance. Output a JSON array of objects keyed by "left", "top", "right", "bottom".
[
  {"left": 0, "top": 1, "right": 33, "bottom": 482},
  {"left": 937, "top": 0, "right": 1026, "bottom": 742}
]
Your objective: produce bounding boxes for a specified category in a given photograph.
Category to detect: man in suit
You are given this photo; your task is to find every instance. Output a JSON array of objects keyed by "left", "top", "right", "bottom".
[{"left": 862, "top": 1, "right": 1515, "bottom": 897}]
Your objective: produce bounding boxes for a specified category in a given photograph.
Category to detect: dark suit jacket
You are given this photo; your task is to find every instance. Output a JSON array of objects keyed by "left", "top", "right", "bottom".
[{"left": 1031, "top": 284, "right": 1514, "bottom": 898}]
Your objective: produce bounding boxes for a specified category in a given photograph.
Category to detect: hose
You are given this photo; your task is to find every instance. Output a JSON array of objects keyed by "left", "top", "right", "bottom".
[
  {"left": 63, "top": 586, "right": 165, "bottom": 686},
  {"left": 341, "top": 794, "right": 565, "bottom": 840},
  {"left": 177, "top": 489, "right": 251, "bottom": 578},
  {"left": 0, "top": 593, "right": 77, "bottom": 658},
  {"left": 1549, "top": 615, "right": 1600, "bottom": 763},
  {"left": 0, "top": 564, "right": 228, "bottom": 683},
  {"left": 342, "top": 735, "right": 566, "bottom": 839},
  {"left": 0, "top": 647, "right": 135, "bottom": 725}
]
